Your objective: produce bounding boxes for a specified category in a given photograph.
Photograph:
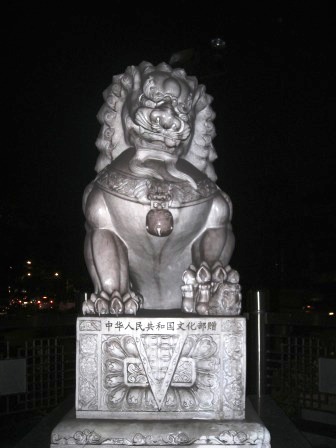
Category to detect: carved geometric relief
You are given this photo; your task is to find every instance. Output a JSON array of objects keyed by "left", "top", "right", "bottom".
[
  {"left": 102, "top": 335, "right": 157, "bottom": 412},
  {"left": 78, "top": 334, "right": 98, "bottom": 410},
  {"left": 124, "top": 358, "right": 148, "bottom": 387},
  {"left": 51, "top": 421, "right": 271, "bottom": 446},
  {"left": 100, "top": 333, "right": 220, "bottom": 412},
  {"left": 222, "top": 322, "right": 245, "bottom": 418},
  {"left": 76, "top": 317, "right": 246, "bottom": 420},
  {"left": 79, "top": 320, "right": 102, "bottom": 331},
  {"left": 135, "top": 334, "right": 187, "bottom": 409},
  {"left": 166, "top": 334, "right": 220, "bottom": 412},
  {"left": 172, "top": 357, "right": 196, "bottom": 387}
]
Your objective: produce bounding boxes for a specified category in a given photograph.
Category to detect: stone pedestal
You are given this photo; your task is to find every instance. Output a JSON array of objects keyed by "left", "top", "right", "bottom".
[
  {"left": 50, "top": 314, "right": 271, "bottom": 447},
  {"left": 51, "top": 402, "right": 270, "bottom": 447},
  {"left": 76, "top": 316, "right": 246, "bottom": 420}
]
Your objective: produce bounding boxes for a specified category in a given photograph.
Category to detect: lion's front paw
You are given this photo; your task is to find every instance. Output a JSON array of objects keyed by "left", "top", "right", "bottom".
[
  {"left": 181, "top": 261, "right": 242, "bottom": 316},
  {"left": 87, "top": 289, "right": 144, "bottom": 316}
]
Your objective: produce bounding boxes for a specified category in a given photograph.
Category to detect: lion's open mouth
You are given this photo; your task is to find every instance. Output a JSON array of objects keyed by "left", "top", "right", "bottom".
[
  {"left": 134, "top": 106, "right": 191, "bottom": 148},
  {"left": 137, "top": 129, "right": 177, "bottom": 152}
]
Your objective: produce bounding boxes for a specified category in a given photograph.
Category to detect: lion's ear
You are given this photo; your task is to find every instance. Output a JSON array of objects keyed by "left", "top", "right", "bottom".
[
  {"left": 94, "top": 65, "right": 143, "bottom": 172},
  {"left": 183, "top": 89, "right": 217, "bottom": 181}
]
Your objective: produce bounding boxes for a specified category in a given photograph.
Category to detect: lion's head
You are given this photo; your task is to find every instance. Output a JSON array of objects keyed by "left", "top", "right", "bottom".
[{"left": 94, "top": 61, "right": 218, "bottom": 181}]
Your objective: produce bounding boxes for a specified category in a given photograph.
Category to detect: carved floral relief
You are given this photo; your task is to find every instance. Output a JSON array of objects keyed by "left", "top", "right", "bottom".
[
  {"left": 222, "top": 321, "right": 245, "bottom": 416},
  {"left": 51, "top": 423, "right": 270, "bottom": 446},
  {"left": 101, "top": 334, "right": 220, "bottom": 412},
  {"left": 78, "top": 334, "right": 98, "bottom": 410}
]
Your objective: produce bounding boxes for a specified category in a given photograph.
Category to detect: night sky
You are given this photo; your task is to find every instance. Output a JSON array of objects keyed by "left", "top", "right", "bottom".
[{"left": 2, "top": 9, "right": 335, "bottom": 295}]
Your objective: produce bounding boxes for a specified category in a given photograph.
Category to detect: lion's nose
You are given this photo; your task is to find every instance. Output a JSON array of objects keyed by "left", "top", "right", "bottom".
[{"left": 150, "top": 105, "right": 181, "bottom": 130}]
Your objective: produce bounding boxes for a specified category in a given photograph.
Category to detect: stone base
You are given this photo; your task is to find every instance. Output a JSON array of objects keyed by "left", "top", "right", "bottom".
[
  {"left": 69, "top": 315, "right": 271, "bottom": 446},
  {"left": 50, "top": 399, "right": 271, "bottom": 447},
  {"left": 76, "top": 315, "right": 246, "bottom": 420}
]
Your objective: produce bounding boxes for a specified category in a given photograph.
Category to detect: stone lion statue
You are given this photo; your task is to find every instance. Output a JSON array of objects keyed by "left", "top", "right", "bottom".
[{"left": 82, "top": 61, "right": 241, "bottom": 316}]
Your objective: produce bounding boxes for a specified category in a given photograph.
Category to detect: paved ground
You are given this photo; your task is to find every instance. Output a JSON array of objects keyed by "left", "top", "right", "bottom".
[
  {"left": 1, "top": 411, "right": 48, "bottom": 448},
  {"left": 296, "top": 420, "right": 336, "bottom": 448},
  {"left": 1, "top": 394, "right": 74, "bottom": 448}
]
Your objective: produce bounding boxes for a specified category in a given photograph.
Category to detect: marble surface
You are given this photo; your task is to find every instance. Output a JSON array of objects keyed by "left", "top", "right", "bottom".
[
  {"left": 51, "top": 398, "right": 270, "bottom": 447},
  {"left": 76, "top": 316, "right": 246, "bottom": 420},
  {"left": 82, "top": 62, "right": 240, "bottom": 315},
  {"left": 11, "top": 395, "right": 320, "bottom": 448}
]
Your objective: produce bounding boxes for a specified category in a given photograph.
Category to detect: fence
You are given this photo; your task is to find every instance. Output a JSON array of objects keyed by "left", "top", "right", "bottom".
[
  {"left": 0, "top": 317, "right": 76, "bottom": 416},
  {"left": 246, "top": 290, "right": 336, "bottom": 421}
]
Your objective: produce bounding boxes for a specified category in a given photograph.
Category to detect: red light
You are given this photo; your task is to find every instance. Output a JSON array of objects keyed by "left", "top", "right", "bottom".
[
  {"left": 37, "top": 300, "right": 41, "bottom": 304},
  {"left": 50, "top": 300, "right": 53, "bottom": 304}
]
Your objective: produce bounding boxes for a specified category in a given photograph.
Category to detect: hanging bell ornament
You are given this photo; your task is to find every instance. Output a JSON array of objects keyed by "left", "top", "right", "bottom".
[{"left": 146, "top": 200, "right": 174, "bottom": 237}]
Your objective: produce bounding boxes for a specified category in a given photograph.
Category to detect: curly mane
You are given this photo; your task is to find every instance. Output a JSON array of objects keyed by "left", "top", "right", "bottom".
[{"left": 94, "top": 61, "right": 218, "bottom": 181}]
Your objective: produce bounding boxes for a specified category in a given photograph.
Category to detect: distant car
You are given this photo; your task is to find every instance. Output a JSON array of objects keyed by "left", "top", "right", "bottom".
[
  {"left": 302, "top": 296, "right": 335, "bottom": 317},
  {"left": 36, "top": 296, "right": 55, "bottom": 310},
  {"left": 9, "top": 296, "right": 31, "bottom": 308},
  {"left": 0, "top": 302, "right": 9, "bottom": 316},
  {"left": 8, "top": 295, "right": 38, "bottom": 314}
]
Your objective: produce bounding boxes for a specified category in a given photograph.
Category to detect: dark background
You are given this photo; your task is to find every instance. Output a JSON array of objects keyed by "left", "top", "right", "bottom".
[{"left": 2, "top": 8, "right": 335, "bottom": 302}]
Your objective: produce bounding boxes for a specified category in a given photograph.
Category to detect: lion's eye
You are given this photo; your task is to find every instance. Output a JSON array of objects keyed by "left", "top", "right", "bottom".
[
  {"left": 139, "top": 94, "right": 156, "bottom": 108},
  {"left": 177, "top": 102, "right": 191, "bottom": 114},
  {"left": 179, "top": 114, "right": 189, "bottom": 123}
]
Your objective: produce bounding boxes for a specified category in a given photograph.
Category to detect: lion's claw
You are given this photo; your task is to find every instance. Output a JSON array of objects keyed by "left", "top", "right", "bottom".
[
  {"left": 124, "top": 298, "right": 138, "bottom": 315},
  {"left": 110, "top": 297, "right": 124, "bottom": 315},
  {"left": 95, "top": 297, "right": 109, "bottom": 315},
  {"left": 110, "top": 291, "right": 124, "bottom": 315},
  {"left": 82, "top": 299, "right": 95, "bottom": 315}
]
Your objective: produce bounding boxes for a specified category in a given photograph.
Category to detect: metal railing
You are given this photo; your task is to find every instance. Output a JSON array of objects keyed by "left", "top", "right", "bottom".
[
  {"left": 0, "top": 320, "right": 76, "bottom": 415},
  {"left": 246, "top": 290, "right": 336, "bottom": 419}
]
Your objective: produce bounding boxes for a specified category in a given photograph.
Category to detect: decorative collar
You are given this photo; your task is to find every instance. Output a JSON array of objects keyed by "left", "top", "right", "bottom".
[{"left": 95, "top": 166, "right": 218, "bottom": 208}]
